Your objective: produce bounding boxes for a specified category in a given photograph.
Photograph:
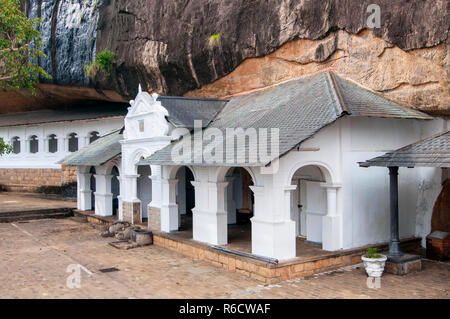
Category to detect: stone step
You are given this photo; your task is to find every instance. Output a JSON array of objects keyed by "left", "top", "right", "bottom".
[
  {"left": 0, "top": 210, "right": 73, "bottom": 223},
  {"left": 0, "top": 208, "right": 72, "bottom": 217}
]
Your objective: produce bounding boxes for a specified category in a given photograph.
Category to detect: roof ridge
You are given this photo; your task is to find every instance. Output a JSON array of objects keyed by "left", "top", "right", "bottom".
[
  {"left": 220, "top": 69, "right": 336, "bottom": 99},
  {"left": 159, "top": 96, "right": 228, "bottom": 102},
  {"left": 324, "top": 71, "right": 349, "bottom": 116}
]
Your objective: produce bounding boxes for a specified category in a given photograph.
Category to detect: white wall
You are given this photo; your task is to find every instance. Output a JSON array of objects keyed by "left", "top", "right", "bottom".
[
  {"left": 340, "top": 116, "right": 445, "bottom": 249},
  {"left": 0, "top": 117, "right": 124, "bottom": 169},
  {"left": 274, "top": 115, "right": 445, "bottom": 251}
]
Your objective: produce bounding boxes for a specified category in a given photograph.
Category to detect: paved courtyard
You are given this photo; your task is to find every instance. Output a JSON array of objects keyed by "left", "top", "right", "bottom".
[
  {"left": 0, "top": 192, "right": 76, "bottom": 213},
  {"left": 0, "top": 217, "right": 448, "bottom": 299}
]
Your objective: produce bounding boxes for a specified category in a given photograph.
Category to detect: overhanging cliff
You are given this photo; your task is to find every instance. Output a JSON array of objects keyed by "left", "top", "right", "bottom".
[{"left": 4, "top": 0, "right": 449, "bottom": 114}]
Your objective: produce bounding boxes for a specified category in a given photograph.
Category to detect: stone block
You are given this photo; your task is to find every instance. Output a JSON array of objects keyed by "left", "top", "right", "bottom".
[{"left": 385, "top": 254, "right": 422, "bottom": 275}]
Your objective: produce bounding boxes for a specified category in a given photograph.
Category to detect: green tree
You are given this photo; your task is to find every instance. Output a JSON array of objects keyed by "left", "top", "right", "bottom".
[
  {"left": 0, "top": 137, "right": 12, "bottom": 156},
  {"left": 0, "top": 0, "right": 50, "bottom": 91}
]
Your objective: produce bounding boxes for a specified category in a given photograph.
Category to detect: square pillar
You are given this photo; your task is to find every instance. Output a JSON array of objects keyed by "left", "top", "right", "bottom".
[
  {"left": 320, "top": 183, "right": 342, "bottom": 251},
  {"left": 250, "top": 185, "right": 296, "bottom": 260},
  {"left": 192, "top": 181, "right": 228, "bottom": 245},
  {"left": 148, "top": 165, "right": 162, "bottom": 230},
  {"left": 388, "top": 166, "right": 402, "bottom": 257},
  {"left": 77, "top": 170, "right": 92, "bottom": 211},
  {"left": 121, "top": 174, "right": 141, "bottom": 224},
  {"left": 160, "top": 178, "right": 178, "bottom": 232},
  {"left": 225, "top": 177, "right": 237, "bottom": 225},
  {"left": 93, "top": 174, "right": 113, "bottom": 216},
  {"left": 57, "top": 137, "right": 64, "bottom": 154}
]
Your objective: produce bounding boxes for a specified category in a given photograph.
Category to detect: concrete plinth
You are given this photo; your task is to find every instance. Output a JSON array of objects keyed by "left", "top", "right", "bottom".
[{"left": 385, "top": 254, "right": 422, "bottom": 275}]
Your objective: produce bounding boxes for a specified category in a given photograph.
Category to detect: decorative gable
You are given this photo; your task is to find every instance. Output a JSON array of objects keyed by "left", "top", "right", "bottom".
[{"left": 124, "top": 86, "right": 170, "bottom": 140}]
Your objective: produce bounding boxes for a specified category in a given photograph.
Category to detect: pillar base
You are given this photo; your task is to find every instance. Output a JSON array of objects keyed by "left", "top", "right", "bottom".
[
  {"left": 161, "top": 203, "right": 178, "bottom": 232},
  {"left": 388, "top": 240, "right": 403, "bottom": 257},
  {"left": 148, "top": 206, "right": 161, "bottom": 230},
  {"left": 251, "top": 218, "right": 296, "bottom": 260},
  {"left": 192, "top": 208, "right": 227, "bottom": 245},
  {"left": 122, "top": 200, "right": 141, "bottom": 224},
  {"left": 322, "top": 215, "right": 342, "bottom": 251},
  {"left": 94, "top": 193, "right": 113, "bottom": 216},
  {"left": 79, "top": 190, "right": 92, "bottom": 211}
]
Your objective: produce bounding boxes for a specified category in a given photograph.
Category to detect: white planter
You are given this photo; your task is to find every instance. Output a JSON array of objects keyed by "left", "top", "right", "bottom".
[{"left": 361, "top": 254, "right": 387, "bottom": 277}]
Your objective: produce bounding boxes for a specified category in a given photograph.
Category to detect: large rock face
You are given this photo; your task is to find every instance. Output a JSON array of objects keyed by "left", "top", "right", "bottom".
[
  {"left": 11, "top": 0, "right": 450, "bottom": 113},
  {"left": 185, "top": 30, "right": 450, "bottom": 115}
]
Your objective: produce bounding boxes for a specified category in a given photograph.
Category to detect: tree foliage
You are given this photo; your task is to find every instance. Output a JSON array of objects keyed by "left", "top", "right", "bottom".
[
  {"left": 0, "top": 0, "right": 50, "bottom": 91},
  {"left": 0, "top": 137, "right": 12, "bottom": 156}
]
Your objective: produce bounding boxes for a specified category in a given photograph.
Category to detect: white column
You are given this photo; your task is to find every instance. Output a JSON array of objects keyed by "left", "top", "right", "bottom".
[
  {"left": 64, "top": 136, "right": 69, "bottom": 153},
  {"left": 79, "top": 135, "right": 87, "bottom": 149},
  {"left": 225, "top": 177, "right": 236, "bottom": 225},
  {"left": 43, "top": 137, "right": 49, "bottom": 153},
  {"left": 149, "top": 165, "right": 162, "bottom": 209},
  {"left": 57, "top": 136, "right": 64, "bottom": 154},
  {"left": 320, "top": 183, "right": 342, "bottom": 251},
  {"left": 250, "top": 184, "right": 296, "bottom": 260},
  {"left": 122, "top": 174, "right": 139, "bottom": 202},
  {"left": 192, "top": 181, "right": 228, "bottom": 245},
  {"left": 94, "top": 174, "right": 113, "bottom": 216},
  {"left": 23, "top": 138, "right": 30, "bottom": 155},
  {"left": 36, "top": 136, "right": 43, "bottom": 154},
  {"left": 116, "top": 175, "right": 123, "bottom": 220},
  {"left": 77, "top": 169, "right": 92, "bottom": 211},
  {"left": 160, "top": 178, "right": 178, "bottom": 232}
]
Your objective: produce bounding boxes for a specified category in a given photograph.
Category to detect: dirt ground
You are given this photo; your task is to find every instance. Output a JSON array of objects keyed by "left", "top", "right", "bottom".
[{"left": 0, "top": 217, "right": 448, "bottom": 299}]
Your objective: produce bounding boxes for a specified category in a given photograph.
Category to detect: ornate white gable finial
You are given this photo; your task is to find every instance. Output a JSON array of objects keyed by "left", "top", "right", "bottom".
[{"left": 138, "top": 83, "right": 142, "bottom": 94}]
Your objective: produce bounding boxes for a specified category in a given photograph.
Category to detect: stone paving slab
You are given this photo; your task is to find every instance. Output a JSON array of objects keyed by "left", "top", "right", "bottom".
[
  {"left": 0, "top": 218, "right": 448, "bottom": 299},
  {"left": 0, "top": 192, "right": 76, "bottom": 213}
]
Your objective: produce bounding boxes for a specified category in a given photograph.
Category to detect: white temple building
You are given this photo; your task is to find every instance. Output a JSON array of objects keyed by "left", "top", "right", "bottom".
[{"left": 60, "top": 71, "right": 449, "bottom": 260}]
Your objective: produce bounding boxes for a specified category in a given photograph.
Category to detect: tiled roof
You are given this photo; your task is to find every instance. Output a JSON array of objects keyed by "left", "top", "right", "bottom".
[
  {"left": 0, "top": 103, "right": 128, "bottom": 127},
  {"left": 57, "top": 129, "right": 122, "bottom": 166},
  {"left": 142, "top": 71, "right": 433, "bottom": 167},
  {"left": 157, "top": 96, "right": 227, "bottom": 129},
  {"left": 359, "top": 130, "right": 450, "bottom": 168}
]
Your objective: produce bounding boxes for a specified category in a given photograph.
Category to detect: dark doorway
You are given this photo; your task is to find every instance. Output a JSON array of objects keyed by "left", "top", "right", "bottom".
[{"left": 89, "top": 166, "right": 96, "bottom": 210}]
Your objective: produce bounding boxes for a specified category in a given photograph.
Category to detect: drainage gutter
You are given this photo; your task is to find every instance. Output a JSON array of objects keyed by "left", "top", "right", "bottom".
[{"left": 211, "top": 246, "right": 279, "bottom": 265}]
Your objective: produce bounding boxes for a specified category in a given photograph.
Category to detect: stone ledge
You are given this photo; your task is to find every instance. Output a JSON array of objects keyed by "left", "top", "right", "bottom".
[{"left": 151, "top": 230, "right": 422, "bottom": 284}]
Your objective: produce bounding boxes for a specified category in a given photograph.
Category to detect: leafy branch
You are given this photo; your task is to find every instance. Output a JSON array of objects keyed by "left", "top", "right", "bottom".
[{"left": 0, "top": 0, "right": 50, "bottom": 91}]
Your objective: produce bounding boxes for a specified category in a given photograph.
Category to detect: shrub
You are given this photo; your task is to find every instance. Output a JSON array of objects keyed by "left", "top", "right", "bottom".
[
  {"left": 208, "top": 33, "right": 221, "bottom": 48},
  {"left": 84, "top": 48, "right": 115, "bottom": 79}
]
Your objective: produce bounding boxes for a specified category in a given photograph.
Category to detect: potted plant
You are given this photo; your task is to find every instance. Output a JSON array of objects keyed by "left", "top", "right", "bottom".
[{"left": 361, "top": 248, "right": 387, "bottom": 277}]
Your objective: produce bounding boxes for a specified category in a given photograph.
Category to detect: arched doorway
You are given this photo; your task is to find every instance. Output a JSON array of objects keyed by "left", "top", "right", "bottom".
[
  {"left": 89, "top": 166, "right": 96, "bottom": 210},
  {"left": 289, "top": 165, "right": 327, "bottom": 247},
  {"left": 137, "top": 164, "right": 152, "bottom": 221},
  {"left": 224, "top": 167, "right": 254, "bottom": 252},
  {"left": 176, "top": 166, "right": 195, "bottom": 232},
  {"left": 111, "top": 166, "right": 120, "bottom": 217}
]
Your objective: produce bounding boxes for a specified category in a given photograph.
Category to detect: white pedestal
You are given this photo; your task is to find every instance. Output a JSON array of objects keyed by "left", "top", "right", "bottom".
[
  {"left": 322, "top": 215, "right": 342, "bottom": 251},
  {"left": 251, "top": 218, "right": 296, "bottom": 260},
  {"left": 192, "top": 208, "right": 227, "bottom": 245}
]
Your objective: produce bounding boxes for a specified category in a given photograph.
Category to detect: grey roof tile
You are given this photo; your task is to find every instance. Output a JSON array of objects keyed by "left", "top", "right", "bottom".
[
  {"left": 58, "top": 129, "right": 122, "bottom": 166},
  {"left": 143, "top": 71, "right": 433, "bottom": 167},
  {"left": 0, "top": 104, "right": 127, "bottom": 127},
  {"left": 157, "top": 96, "right": 227, "bottom": 129},
  {"left": 359, "top": 130, "right": 450, "bottom": 168}
]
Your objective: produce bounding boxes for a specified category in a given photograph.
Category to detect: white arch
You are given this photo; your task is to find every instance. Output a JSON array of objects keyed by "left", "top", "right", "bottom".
[
  {"left": 129, "top": 148, "right": 151, "bottom": 174},
  {"left": 286, "top": 160, "right": 335, "bottom": 186},
  {"left": 215, "top": 166, "right": 258, "bottom": 185},
  {"left": 167, "top": 164, "right": 197, "bottom": 181},
  {"left": 103, "top": 156, "right": 122, "bottom": 176}
]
